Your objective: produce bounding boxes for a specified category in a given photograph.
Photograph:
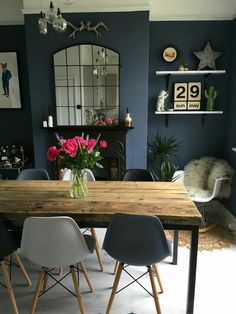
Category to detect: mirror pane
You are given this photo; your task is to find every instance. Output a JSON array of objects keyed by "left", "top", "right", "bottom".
[
  {"left": 54, "top": 50, "right": 66, "bottom": 65},
  {"left": 80, "top": 45, "right": 93, "bottom": 65},
  {"left": 55, "top": 67, "right": 68, "bottom": 87},
  {"left": 67, "top": 46, "right": 80, "bottom": 65},
  {"left": 67, "top": 66, "right": 81, "bottom": 86},
  {"left": 53, "top": 44, "right": 119, "bottom": 126},
  {"left": 106, "top": 48, "right": 119, "bottom": 65}
]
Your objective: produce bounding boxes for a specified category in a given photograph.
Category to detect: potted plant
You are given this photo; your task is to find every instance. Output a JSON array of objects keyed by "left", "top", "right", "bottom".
[
  {"left": 148, "top": 134, "right": 180, "bottom": 181},
  {"left": 167, "top": 102, "right": 174, "bottom": 112}
]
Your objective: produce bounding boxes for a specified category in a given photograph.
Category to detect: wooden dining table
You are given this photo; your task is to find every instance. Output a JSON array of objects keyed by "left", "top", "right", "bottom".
[{"left": 0, "top": 180, "right": 201, "bottom": 314}]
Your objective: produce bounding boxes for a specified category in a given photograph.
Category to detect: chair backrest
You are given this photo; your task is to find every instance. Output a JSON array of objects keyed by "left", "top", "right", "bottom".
[
  {"left": 122, "top": 169, "right": 154, "bottom": 181},
  {"left": 102, "top": 213, "right": 171, "bottom": 266},
  {"left": 191, "top": 177, "right": 230, "bottom": 203},
  {"left": 0, "top": 221, "right": 18, "bottom": 260},
  {"left": 172, "top": 170, "right": 184, "bottom": 184},
  {"left": 20, "top": 216, "right": 92, "bottom": 268},
  {"left": 17, "top": 168, "right": 50, "bottom": 180},
  {"left": 62, "top": 168, "right": 95, "bottom": 181}
]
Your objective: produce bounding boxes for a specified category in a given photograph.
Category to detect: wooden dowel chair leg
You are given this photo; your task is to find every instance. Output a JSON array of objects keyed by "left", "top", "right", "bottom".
[
  {"left": 90, "top": 228, "right": 103, "bottom": 271},
  {"left": 30, "top": 267, "right": 46, "bottom": 314},
  {"left": 58, "top": 267, "right": 63, "bottom": 276},
  {"left": 1, "top": 261, "right": 19, "bottom": 314},
  {"left": 41, "top": 268, "right": 48, "bottom": 292},
  {"left": 90, "top": 228, "right": 99, "bottom": 248},
  {"left": 79, "top": 261, "right": 93, "bottom": 292},
  {"left": 152, "top": 263, "right": 164, "bottom": 293},
  {"left": 13, "top": 252, "right": 32, "bottom": 286},
  {"left": 148, "top": 266, "right": 162, "bottom": 314},
  {"left": 106, "top": 262, "right": 123, "bottom": 314},
  {"left": 113, "top": 260, "right": 119, "bottom": 275},
  {"left": 70, "top": 266, "right": 86, "bottom": 314}
]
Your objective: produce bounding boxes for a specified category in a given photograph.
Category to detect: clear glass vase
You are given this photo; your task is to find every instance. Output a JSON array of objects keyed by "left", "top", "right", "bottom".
[{"left": 70, "top": 169, "right": 88, "bottom": 198}]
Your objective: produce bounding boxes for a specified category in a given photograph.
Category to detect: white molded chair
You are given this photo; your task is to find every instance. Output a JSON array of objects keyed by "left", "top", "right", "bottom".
[
  {"left": 63, "top": 168, "right": 95, "bottom": 182},
  {"left": 173, "top": 170, "right": 230, "bottom": 231},
  {"left": 20, "top": 216, "right": 95, "bottom": 314},
  {"left": 62, "top": 168, "right": 103, "bottom": 271}
]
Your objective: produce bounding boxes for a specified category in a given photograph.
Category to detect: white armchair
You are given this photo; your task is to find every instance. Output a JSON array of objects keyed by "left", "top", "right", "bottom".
[{"left": 173, "top": 157, "right": 234, "bottom": 232}]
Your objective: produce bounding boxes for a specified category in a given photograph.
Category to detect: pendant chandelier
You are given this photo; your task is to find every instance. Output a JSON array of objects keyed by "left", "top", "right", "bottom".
[{"left": 38, "top": 1, "right": 73, "bottom": 35}]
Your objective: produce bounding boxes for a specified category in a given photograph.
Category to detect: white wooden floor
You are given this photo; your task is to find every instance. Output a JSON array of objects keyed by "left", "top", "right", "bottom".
[{"left": 1, "top": 228, "right": 236, "bottom": 314}]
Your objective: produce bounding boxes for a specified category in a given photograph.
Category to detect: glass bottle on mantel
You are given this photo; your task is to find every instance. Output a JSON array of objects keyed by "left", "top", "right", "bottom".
[{"left": 125, "top": 108, "right": 133, "bottom": 127}]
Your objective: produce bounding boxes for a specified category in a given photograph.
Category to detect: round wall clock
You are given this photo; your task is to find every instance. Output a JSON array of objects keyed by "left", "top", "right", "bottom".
[{"left": 163, "top": 47, "right": 177, "bottom": 62}]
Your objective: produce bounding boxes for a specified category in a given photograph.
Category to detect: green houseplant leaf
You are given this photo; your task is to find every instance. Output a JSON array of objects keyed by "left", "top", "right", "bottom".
[{"left": 148, "top": 134, "right": 180, "bottom": 181}]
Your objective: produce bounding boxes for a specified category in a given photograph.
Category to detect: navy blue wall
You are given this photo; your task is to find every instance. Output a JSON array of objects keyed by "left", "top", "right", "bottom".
[
  {"left": 24, "top": 11, "right": 149, "bottom": 174},
  {"left": 0, "top": 26, "right": 33, "bottom": 171},
  {"left": 1, "top": 15, "right": 236, "bottom": 215},
  {"left": 224, "top": 18, "right": 236, "bottom": 215},
  {"left": 148, "top": 21, "right": 232, "bottom": 168}
]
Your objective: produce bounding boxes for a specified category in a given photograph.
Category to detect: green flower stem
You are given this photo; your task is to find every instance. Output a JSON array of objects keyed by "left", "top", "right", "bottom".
[{"left": 70, "top": 170, "right": 88, "bottom": 198}]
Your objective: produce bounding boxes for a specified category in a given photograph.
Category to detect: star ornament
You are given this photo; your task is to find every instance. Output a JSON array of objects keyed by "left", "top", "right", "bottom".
[{"left": 193, "top": 41, "right": 222, "bottom": 70}]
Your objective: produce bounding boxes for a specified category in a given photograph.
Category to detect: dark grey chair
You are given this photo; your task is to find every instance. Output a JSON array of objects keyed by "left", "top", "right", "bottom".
[
  {"left": 112, "top": 168, "right": 156, "bottom": 275},
  {"left": 122, "top": 168, "right": 154, "bottom": 181},
  {"left": 17, "top": 168, "right": 50, "bottom": 180},
  {"left": 102, "top": 213, "right": 171, "bottom": 314},
  {"left": 0, "top": 221, "right": 31, "bottom": 314}
]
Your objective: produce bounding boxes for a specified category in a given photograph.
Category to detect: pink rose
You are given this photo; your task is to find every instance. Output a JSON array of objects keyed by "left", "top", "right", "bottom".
[
  {"left": 100, "top": 140, "right": 107, "bottom": 149},
  {"left": 88, "top": 139, "right": 97, "bottom": 152},
  {"left": 74, "top": 136, "right": 88, "bottom": 148},
  {"left": 62, "top": 139, "right": 78, "bottom": 157},
  {"left": 47, "top": 146, "right": 60, "bottom": 161}
]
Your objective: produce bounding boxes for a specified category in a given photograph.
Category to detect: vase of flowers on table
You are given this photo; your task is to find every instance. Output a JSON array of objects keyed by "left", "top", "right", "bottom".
[{"left": 47, "top": 133, "right": 107, "bottom": 198}]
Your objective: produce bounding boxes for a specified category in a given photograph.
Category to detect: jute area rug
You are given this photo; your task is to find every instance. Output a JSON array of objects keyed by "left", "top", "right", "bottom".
[{"left": 165, "top": 224, "right": 235, "bottom": 251}]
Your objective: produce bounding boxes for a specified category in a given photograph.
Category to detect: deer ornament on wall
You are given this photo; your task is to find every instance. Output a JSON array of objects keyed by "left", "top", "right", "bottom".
[{"left": 67, "top": 21, "right": 108, "bottom": 38}]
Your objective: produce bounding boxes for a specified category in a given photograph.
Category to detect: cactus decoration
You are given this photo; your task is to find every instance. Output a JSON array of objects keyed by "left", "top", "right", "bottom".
[{"left": 204, "top": 85, "right": 218, "bottom": 111}]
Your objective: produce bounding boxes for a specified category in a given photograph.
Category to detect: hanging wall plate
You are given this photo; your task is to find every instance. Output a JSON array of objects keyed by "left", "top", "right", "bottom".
[{"left": 163, "top": 47, "right": 177, "bottom": 62}]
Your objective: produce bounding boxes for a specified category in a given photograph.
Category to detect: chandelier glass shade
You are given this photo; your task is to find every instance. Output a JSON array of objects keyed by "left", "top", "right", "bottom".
[
  {"left": 38, "top": 11, "right": 48, "bottom": 35},
  {"left": 45, "top": 1, "right": 57, "bottom": 24},
  {"left": 39, "top": 1, "right": 67, "bottom": 35},
  {"left": 52, "top": 8, "right": 67, "bottom": 33}
]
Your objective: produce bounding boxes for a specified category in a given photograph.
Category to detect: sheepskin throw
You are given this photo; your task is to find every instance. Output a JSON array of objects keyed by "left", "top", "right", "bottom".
[{"left": 184, "top": 157, "right": 234, "bottom": 199}]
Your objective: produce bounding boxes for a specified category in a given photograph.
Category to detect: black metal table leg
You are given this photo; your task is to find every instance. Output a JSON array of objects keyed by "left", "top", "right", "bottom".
[
  {"left": 186, "top": 225, "right": 199, "bottom": 314},
  {"left": 172, "top": 229, "right": 179, "bottom": 265}
]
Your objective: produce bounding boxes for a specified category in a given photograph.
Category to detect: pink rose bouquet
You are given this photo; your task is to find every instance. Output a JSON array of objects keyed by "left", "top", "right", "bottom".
[{"left": 47, "top": 133, "right": 107, "bottom": 172}]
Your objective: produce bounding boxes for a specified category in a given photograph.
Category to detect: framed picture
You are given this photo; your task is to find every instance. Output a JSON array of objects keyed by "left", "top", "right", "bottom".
[
  {"left": 0, "top": 52, "right": 21, "bottom": 109},
  {"left": 173, "top": 82, "right": 201, "bottom": 111},
  {"left": 163, "top": 47, "right": 177, "bottom": 62}
]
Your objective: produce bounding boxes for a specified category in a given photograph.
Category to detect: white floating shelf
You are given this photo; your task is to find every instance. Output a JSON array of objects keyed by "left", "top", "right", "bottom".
[
  {"left": 156, "top": 70, "right": 226, "bottom": 76},
  {"left": 155, "top": 111, "right": 223, "bottom": 115}
]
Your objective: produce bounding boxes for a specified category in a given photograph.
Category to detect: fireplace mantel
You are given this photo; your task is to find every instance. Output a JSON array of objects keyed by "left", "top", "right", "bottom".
[{"left": 41, "top": 126, "right": 134, "bottom": 132}]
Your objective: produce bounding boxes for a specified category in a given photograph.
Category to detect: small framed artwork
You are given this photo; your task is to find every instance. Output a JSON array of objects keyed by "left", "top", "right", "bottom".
[
  {"left": 173, "top": 82, "right": 201, "bottom": 111},
  {"left": 163, "top": 47, "right": 177, "bottom": 62},
  {"left": 0, "top": 52, "right": 21, "bottom": 109}
]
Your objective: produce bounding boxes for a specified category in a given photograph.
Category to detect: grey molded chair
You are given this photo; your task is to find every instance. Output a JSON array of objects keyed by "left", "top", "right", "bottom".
[
  {"left": 20, "top": 216, "right": 95, "bottom": 314},
  {"left": 17, "top": 168, "right": 50, "bottom": 180},
  {"left": 122, "top": 168, "right": 154, "bottom": 181},
  {"left": 63, "top": 168, "right": 104, "bottom": 271},
  {"left": 102, "top": 213, "right": 171, "bottom": 314},
  {"left": 0, "top": 221, "right": 31, "bottom": 314}
]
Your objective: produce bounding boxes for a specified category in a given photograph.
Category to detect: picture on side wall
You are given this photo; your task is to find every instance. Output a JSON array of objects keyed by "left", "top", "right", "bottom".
[{"left": 0, "top": 52, "right": 21, "bottom": 109}]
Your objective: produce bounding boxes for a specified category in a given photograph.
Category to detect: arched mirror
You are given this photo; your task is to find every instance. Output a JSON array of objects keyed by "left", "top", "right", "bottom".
[{"left": 53, "top": 44, "right": 120, "bottom": 126}]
